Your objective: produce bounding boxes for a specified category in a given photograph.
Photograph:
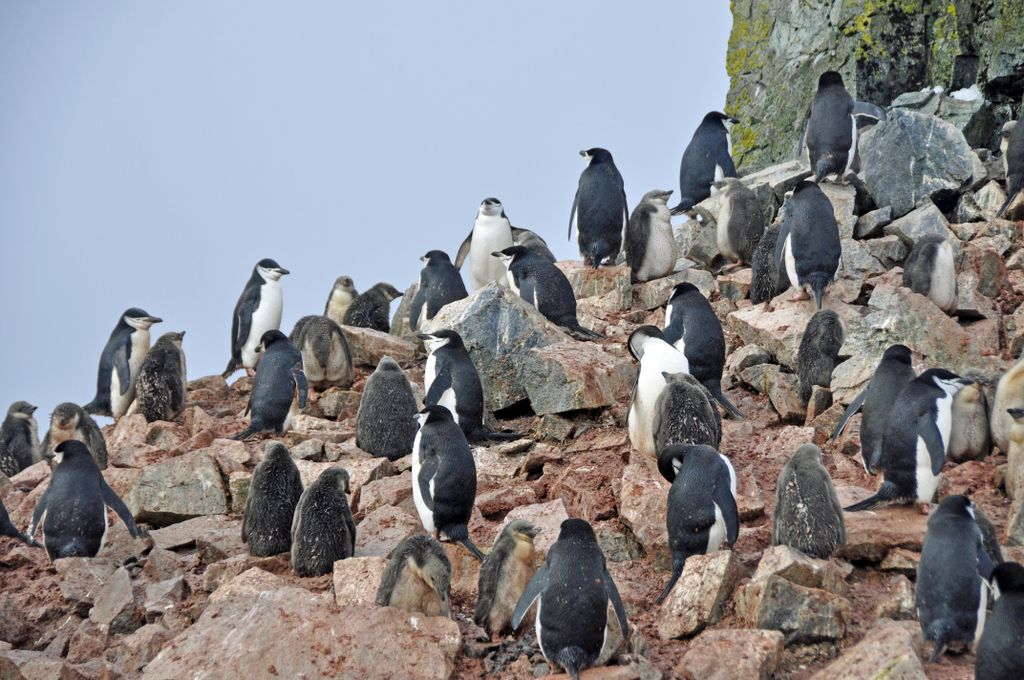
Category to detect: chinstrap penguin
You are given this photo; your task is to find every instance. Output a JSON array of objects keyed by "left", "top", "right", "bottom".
[
  {"left": 796, "top": 309, "right": 845, "bottom": 405},
  {"left": 714, "top": 177, "right": 765, "bottom": 265},
  {"left": 355, "top": 356, "right": 419, "bottom": 460},
  {"left": 773, "top": 444, "right": 845, "bottom": 559},
  {"left": 0, "top": 401, "right": 40, "bottom": 477},
  {"left": 375, "top": 534, "right": 452, "bottom": 617},
  {"left": 475, "top": 519, "right": 540, "bottom": 639},
  {"left": 569, "top": 148, "right": 628, "bottom": 267},
  {"left": 289, "top": 315, "right": 354, "bottom": 391},
  {"left": 998, "top": 117, "right": 1024, "bottom": 218},
  {"left": 134, "top": 331, "right": 187, "bottom": 423},
  {"left": 343, "top": 282, "right": 403, "bottom": 333},
  {"left": 750, "top": 223, "right": 790, "bottom": 305},
  {"left": 902, "top": 235, "right": 958, "bottom": 315},
  {"left": 242, "top": 442, "right": 304, "bottom": 557},
  {"left": 802, "top": 71, "right": 885, "bottom": 183},
  {"left": 290, "top": 466, "right": 355, "bottom": 577},
  {"left": 223, "top": 259, "right": 288, "bottom": 377},
  {"left": 774, "top": 180, "right": 841, "bottom": 309},
  {"left": 84, "top": 308, "right": 162, "bottom": 418},
  {"left": 625, "top": 189, "right": 678, "bottom": 283},
  {"left": 410, "top": 250, "right": 469, "bottom": 330},
  {"left": 323, "top": 276, "right": 358, "bottom": 327},
  {"left": 975, "top": 561, "right": 1024, "bottom": 679},
  {"left": 627, "top": 325, "right": 691, "bottom": 457},
  {"left": 653, "top": 372, "right": 722, "bottom": 452},
  {"left": 232, "top": 330, "right": 308, "bottom": 440},
  {"left": 671, "top": 111, "right": 738, "bottom": 215},
  {"left": 41, "top": 402, "right": 109, "bottom": 470}
]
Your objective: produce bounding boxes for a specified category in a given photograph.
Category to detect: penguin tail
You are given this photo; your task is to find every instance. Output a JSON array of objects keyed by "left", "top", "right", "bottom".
[
  {"left": 222, "top": 358, "right": 239, "bottom": 379},
  {"left": 554, "top": 648, "right": 588, "bottom": 680},
  {"left": 926, "top": 620, "right": 955, "bottom": 662},
  {"left": 655, "top": 557, "right": 686, "bottom": 605},
  {"left": 996, "top": 178, "right": 1022, "bottom": 218},
  {"left": 709, "top": 383, "right": 745, "bottom": 420},
  {"left": 670, "top": 198, "right": 694, "bottom": 216},
  {"left": 843, "top": 481, "right": 904, "bottom": 512},
  {"left": 231, "top": 421, "right": 264, "bottom": 441},
  {"left": 814, "top": 156, "right": 834, "bottom": 183},
  {"left": 82, "top": 398, "right": 108, "bottom": 417},
  {"left": 807, "top": 272, "right": 830, "bottom": 310},
  {"left": 56, "top": 540, "right": 91, "bottom": 559},
  {"left": 563, "top": 322, "right": 604, "bottom": 341},
  {"left": 446, "top": 524, "right": 485, "bottom": 561}
]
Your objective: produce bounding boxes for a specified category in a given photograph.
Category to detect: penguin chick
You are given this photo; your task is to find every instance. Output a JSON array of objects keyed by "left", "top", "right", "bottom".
[
  {"left": 410, "top": 250, "right": 469, "bottom": 331},
  {"left": 774, "top": 180, "right": 841, "bottom": 309},
  {"left": 224, "top": 259, "right": 289, "bottom": 377},
  {"left": 290, "top": 466, "right": 355, "bottom": 577},
  {"left": 475, "top": 519, "right": 540, "bottom": 639},
  {"left": 773, "top": 444, "right": 845, "bottom": 559},
  {"left": 84, "top": 308, "right": 162, "bottom": 418},
  {"left": 715, "top": 178, "right": 764, "bottom": 265},
  {"left": 0, "top": 401, "right": 40, "bottom": 476},
  {"left": 803, "top": 71, "right": 885, "bottom": 183},
  {"left": 975, "top": 561, "right": 1024, "bottom": 679},
  {"left": 653, "top": 372, "right": 722, "bottom": 452},
  {"left": 627, "top": 325, "right": 691, "bottom": 458},
  {"left": 671, "top": 111, "right": 738, "bottom": 214},
  {"left": 948, "top": 380, "right": 991, "bottom": 463},
  {"left": 232, "top": 330, "right": 308, "bottom": 440},
  {"left": 997, "top": 116, "right": 1024, "bottom": 218},
  {"left": 750, "top": 224, "right": 790, "bottom": 305},
  {"left": 902, "top": 235, "right": 957, "bottom": 315},
  {"left": 289, "top": 315, "right": 354, "bottom": 391},
  {"left": 242, "top": 442, "right": 303, "bottom": 557},
  {"left": 135, "top": 331, "right": 187, "bottom": 423},
  {"left": 1, "top": 497, "right": 40, "bottom": 548},
  {"left": 355, "top": 356, "right": 419, "bottom": 460},
  {"left": 343, "top": 282, "right": 403, "bottom": 333},
  {"left": 323, "top": 275, "right": 358, "bottom": 327},
  {"left": 375, "top": 534, "right": 452, "bottom": 617},
  {"left": 917, "top": 495, "right": 993, "bottom": 661},
  {"left": 992, "top": 356, "right": 1024, "bottom": 455},
  {"left": 570, "top": 148, "right": 629, "bottom": 268},
  {"left": 797, "top": 309, "right": 845, "bottom": 405},
  {"left": 41, "top": 402, "right": 108, "bottom": 470},
  {"left": 625, "top": 189, "right": 678, "bottom": 283}
]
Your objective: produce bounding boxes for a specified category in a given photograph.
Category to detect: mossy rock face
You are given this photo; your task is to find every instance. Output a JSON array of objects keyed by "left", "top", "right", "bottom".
[{"left": 726, "top": 0, "right": 1024, "bottom": 171}]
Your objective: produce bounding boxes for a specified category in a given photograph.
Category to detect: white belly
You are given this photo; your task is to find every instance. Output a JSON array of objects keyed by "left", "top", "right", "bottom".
[
  {"left": 424, "top": 354, "right": 437, "bottom": 394},
  {"left": 242, "top": 281, "right": 283, "bottom": 369},
  {"left": 707, "top": 504, "right": 726, "bottom": 552},
  {"left": 974, "top": 578, "right": 988, "bottom": 643},
  {"left": 628, "top": 345, "right": 690, "bottom": 456},
  {"left": 914, "top": 436, "right": 942, "bottom": 503},
  {"left": 410, "top": 431, "right": 434, "bottom": 532},
  {"left": 784, "top": 237, "right": 799, "bottom": 292},
  {"left": 325, "top": 290, "right": 354, "bottom": 326},
  {"left": 844, "top": 116, "right": 858, "bottom": 175},
  {"left": 112, "top": 329, "right": 151, "bottom": 418},
  {"left": 438, "top": 388, "right": 458, "bottom": 423},
  {"left": 535, "top": 598, "right": 547, "bottom": 662},
  {"left": 469, "top": 217, "right": 513, "bottom": 290},
  {"left": 636, "top": 213, "right": 678, "bottom": 281},
  {"left": 716, "top": 200, "right": 735, "bottom": 259},
  {"left": 929, "top": 243, "right": 957, "bottom": 313}
]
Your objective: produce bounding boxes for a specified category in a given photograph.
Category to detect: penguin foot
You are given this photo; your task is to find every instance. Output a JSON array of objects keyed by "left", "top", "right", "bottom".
[
  {"left": 916, "top": 501, "right": 935, "bottom": 515},
  {"left": 789, "top": 291, "right": 811, "bottom": 302},
  {"left": 245, "top": 368, "right": 256, "bottom": 378}
]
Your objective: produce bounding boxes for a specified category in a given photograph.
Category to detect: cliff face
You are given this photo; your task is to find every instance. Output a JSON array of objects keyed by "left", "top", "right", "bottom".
[{"left": 726, "top": 0, "right": 1024, "bottom": 170}]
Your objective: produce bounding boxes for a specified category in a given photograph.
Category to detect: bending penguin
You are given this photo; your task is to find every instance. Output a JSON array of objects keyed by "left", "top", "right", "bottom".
[
  {"left": 41, "top": 402, "right": 109, "bottom": 470},
  {"left": 802, "top": 71, "right": 886, "bottom": 183},
  {"left": 511, "top": 518, "right": 628, "bottom": 680},
  {"left": 653, "top": 372, "right": 722, "bottom": 452},
  {"left": 28, "top": 441, "right": 138, "bottom": 560},
  {"left": 223, "top": 258, "right": 289, "bottom": 377},
  {"left": 569, "top": 148, "right": 628, "bottom": 267},
  {"left": 375, "top": 534, "right": 452, "bottom": 617},
  {"left": 289, "top": 315, "right": 354, "bottom": 391},
  {"left": 455, "top": 198, "right": 555, "bottom": 290},
  {"left": 671, "top": 111, "right": 738, "bottom": 215},
  {"left": 232, "top": 330, "right": 308, "bottom": 440},
  {"left": 774, "top": 180, "right": 841, "bottom": 309},
  {"left": 475, "top": 519, "right": 540, "bottom": 639},
  {"left": 902, "top": 235, "right": 958, "bottom": 315},
  {"left": 976, "top": 561, "right": 1024, "bottom": 679},
  {"left": 627, "top": 325, "right": 691, "bottom": 457},
  {"left": 84, "top": 308, "right": 162, "bottom": 418},
  {"left": 625, "top": 189, "right": 678, "bottom": 283},
  {"left": 410, "top": 251, "right": 468, "bottom": 331}
]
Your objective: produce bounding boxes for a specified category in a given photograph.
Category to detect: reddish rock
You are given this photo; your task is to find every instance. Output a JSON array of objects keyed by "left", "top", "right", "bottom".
[
  {"left": 149, "top": 515, "right": 240, "bottom": 552},
  {"left": 53, "top": 557, "right": 118, "bottom": 612},
  {"left": 809, "top": 619, "right": 925, "bottom": 680},
  {"left": 836, "top": 487, "right": 928, "bottom": 562},
  {"left": 737, "top": 575, "right": 849, "bottom": 645},
  {"left": 476, "top": 485, "right": 537, "bottom": 518},
  {"left": 89, "top": 567, "right": 143, "bottom": 634},
  {"left": 519, "top": 342, "right": 634, "bottom": 415},
  {"left": 617, "top": 462, "right": 670, "bottom": 568},
  {"left": 751, "top": 545, "right": 849, "bottom": 595},
  {"left": 333, "top": 556, "right": 387, "bottom": 607},
  {"left": 658, "top": 550, "right": 739, "bottom": 640},
  {"left": 675, "top": 628, "right": 785, "bottom": 680},
  {"left": 497, "top": 499, "right": 570, "bottom": 561},
  {"left": 352, "top": 471, "right": 413, "bottom": 517},
  {"left": 354, "top": 505, "right": 423, "bottom": 558},
  {"left": 202, "top": 554, "right": 288, "bottom": 592},
  {"left": 341, "top": 324, "right": 419, "bottom": 369},
  {"left": 114, "top": 623, "right": 173, "bottom": 675}
]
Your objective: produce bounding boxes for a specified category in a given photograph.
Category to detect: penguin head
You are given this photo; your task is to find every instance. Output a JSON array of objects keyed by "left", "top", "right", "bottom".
[
  {"left": 992, "top": 562, "right": 1024, "bottom": 599},
  {"left": 52, "top": 440, "right": 92, "bottom": 466},
  {"left": 478, "top": 197, "right": 505, "bottom": 218},
  {"left": 817, "top": 71, "right": 845, "bottom": 90},
  {"left": 257, "top": 330, "right": 289, "bottom": 354},
  {"left": 416, "top": 404, "right": 453, "bottom": 429},
  {"left": 640, "top": 189, "right": 673, "bottom": 206},
  {"left": 792, "top": 444, "right": 824, "bottom": 466},
  {"left": 421, "top": 250, "right": 452, "bottom": 265},
  {"left": 7, "top": 401, "right": 37, "bottom": 419},
  {"left": 506, "top": 519, "right": 541, "bottom": 543},
  {"left": 371, "top": 282, "right": 403, "bottom": 301},
  {"left": 122, "top": 308, "right": 162, "bottom": 330},
  {"left": 920, "top": 368, "right": 971, "bottom": 395},
  {"left": 375, "top": 356, "right": 402, "bottom": 373},
  {"left": 262, "top": 441, "right": 291, "bottom": 465},
  {"left": 627, "top": 325, "right": 666, "bottom": 361},
  {"left": 256, "top": 259, "right": 289, "bottom": 281},
  {"left": 702, "top": 111, "right": 738, "bottom": 131},
  {"left": 417, "top": 329, "right": 463, "bottom": 353},
  {"left": 50, "top": 402, "right": 82, "bottom": 429},
  {"left": 668, "top": 281, "right": 701, "bottom": 306},
  {"left": 556, "top": 518, "right": 597, "bottom": 544},
  {"left": 320, "top": 467, "right": 351, "bottom": 494},
  {"left": 656, "top": 444, "right": 689, "bottom": 483},
  {"left": 935, "top": 494, "right": 975, "bottom": 520},
  {"left": 792, "top": 180, "right": 820, "bottom": 197},
  {"left": 882, "top": 344, "right": 913, "bottom": 366},
  {"left": 331, "top": 276, "right": 357, "bottom": 295},
  {"left": 579, "top": 148, "right": 613, "bottom": 165},
  {"left": 157, "top": 331, "right": 186, "bottom": 348},
  {"left": 491, "top": 246, "right": 529, "bottom": 268}
]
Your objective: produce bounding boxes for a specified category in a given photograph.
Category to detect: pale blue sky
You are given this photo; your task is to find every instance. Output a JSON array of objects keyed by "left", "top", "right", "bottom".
[{"left": 0, "top": 2, "right": 732, "bottom": 422}]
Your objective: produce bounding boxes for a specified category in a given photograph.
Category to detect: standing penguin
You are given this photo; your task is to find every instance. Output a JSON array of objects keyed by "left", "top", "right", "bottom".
[
  {"left": 902, "top": 236, "right": 958, "bottom": 315},
  {"left": 750, "top": 224, "right": 790, "bottom": 305},
  {"left": 290, "top": 466, "right": 355, "bottom": 577},
  {"left": 289, "top": 315, "right": 354, "bottom": 391},
  {"left": 997, "top": 116, "right": 1024, "bottom": 217},
  {"left": 845, "top": 368, "right": 971, "bottom": 511},
  {"left": 774, "top": 180, "right": 841, "bottom": 309},
  {"left": 803, "top": 71, "right": 886, "bottom": 183},
  {"left": 773, "top": 444, "right": 845, "bottom": 559},
  {"left": 419, "top": 330, "right": 519, "bottom": 443},
  {"left": 627, "top": 325, "right": 691, "bottom": 457},
  {"left": 475, "top": 519, "right": 540, "bottom": 639},
  {"left": 411, "top": 405, "right": 484, "bottom": 560},
  {"left": 242, "top": 442, "right": 303, "bottom": 557},
  {"left": 653, "top": 372, "right": 722, "bottom": 452},
  {"left": 0, "top": 402, "right": 40, "bottom": 476},
  {"left": 28, "top": 441, "right": 138, "bottom": 560},
  {"left": 832, "top": 344, "right": 916, "bottom": 474},
  {"left": 1008, "top": 408, "right": 1024, "bottom": 500},
  {"left": 671, "top": 111, "right": 738, "bottom": 214},
  {"left": 917, "top": 495, "right": 994, "bottom": 661},
  {"left": 512, "top": 519, "right": 628, "bottom": 680},
  {"left": 355, "top": 356, "right": 419, "bottom": 460},
  {"left": 796, "top": 309, "right": 845, "bottom": 405},
  {"left": 232, "top": 331, "right": 308, "bottom": 440},
  {"left": 492, "top": 246, "right": 601, "bottom": 339},
  {"left": 41, "top": 402, "right": 108, "bottom": 470},
  {"left": 223, "top": 259, "right": 288, "bottom": 378},
  {"left": 661, "top": 282, "right": 743, "bottom": 418},
  {"left": 84, "top": 308, "right": 162, "bottom": 418},
  {"left": 410, "top": 251, "right": 469, "bottom": 331},
  {"left": 715, "top": 178, "right": 765, "bottom": 265},
  {"left": 655, "top": 444, "right": 739, "bottom": 604},
  {"left": 992, "top": 356, "right": 1024, "bottom": 454},
  {"left": 455, "top": 198, "right": 556, "bottom": 290},
  {"left": 323, "top": 275, "right": 358, "bottom": 327},
  {"left": 569, "top": 148, "right": 628, "bottom": 268},
  {"left": 343, "top": 282, "right": 403, "bottom": 333},
  {"left": 625, "top": 189, "right": 678, "bottom": 283},
  {"left": 375, "top": 534, "right": 452, "bottom": 617},
  {"left": 976, "top": 561, "right": 1024, "bottom": 679},
  {"left": 1, "top": 498, "right": 39, "bottom": 547},
  {"left": 948, "top": 380, "right": 991, "bottom": 463},
  {"left": 134, "top": 331, "right": 187, "bottom": 423}
]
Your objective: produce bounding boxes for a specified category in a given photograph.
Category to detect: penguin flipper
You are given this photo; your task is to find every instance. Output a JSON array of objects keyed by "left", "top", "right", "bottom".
[
  {"left": 517, "top": 272, "right": 537, "bottom": 308},
  {"left": 454, "top": 231, "right": 473, "bottom": 270},
  {"left": 977, "top": 538, "right": 995, "bottom": 581},
  {"left": 293, "top": 368, "right": 309, "bottom": 409},
  {"left": 511, "top": 563, "right": 548, "bottom": 630},
  {"left": 713, "top": 467, "right": 741, "bottom": 544},
  {"left": 717, "top": 146, "right": 737, "bottom": 178},
  {"left": 773, "top": 222, "right": 791, "bottom": 285},
  {"left": 409, "top": 286, "right": 426, "bottom": 332},
  {"left": 113, "top": 342, "right": 132, "bottom": 396},
  {"left": 568, "top": 190, "right": 579, "bottom": 240},
  {"left": 101, "top": 479, "right": 138, "bottom": 538},
  {"left": 603, "top": 566, "right": 629, "bottom": 637},
  {"left": 919, "top": 413, "right": 947, "bottom": 475},
  {"left": 418, "top": 449, "right": 438, "bottom": 512},
  {"left": 563, "top": 322, "right": 604, "bottom": 341},
  {"left": 852, "top": 101, "right": 886, "bottom": 121},
  {"left": 233, "top": 286, "right": 260, "bottom": 359},
  {"left": 830, "top": 388, "right": 867, "bottom": 440},
  {"left": 997, "top": 175, "right": 1023, "bottom": 218},
  {"left": 28, "top": 489, "right": 49, "bottom": 538},
  {"left": 424, "top": 371, "right": 453, "bottom": 408},
  {"left": 710, "top": 384, "right": 744, "bottom": 420}
]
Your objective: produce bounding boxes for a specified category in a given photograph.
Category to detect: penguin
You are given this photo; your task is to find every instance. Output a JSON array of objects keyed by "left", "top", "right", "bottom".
[
  {"left": 343, "top": 282, "right": 403, "bottom": 333},
  {"left": 289, "top": 315, "right": 354, "bottom": 391},
  {"left": 492, "top": 246, "right": 602, "bottom": 340},
  {"left": 661, "top": 282, "right": 743, "bottom": 418},
  {"left": 715, "top": 178, "right": 765, "bottom": 265},
  {"left": 411, "top": 405, "right": 484, "bottom": 560},
  {"left": 992, "top": 356, "right": 1024, "bottom": 454},
  {"left": 84, "top": 308, "right": 162, "bottom": 418},
  {"left": 290, "top": 466, "right": 355, "bottom": 577},
  {"left": 455, "top": 198, "right": 556, "bottom": 290},
  {"left": 750, "top": 224, "right": 790, "bottom": 305},
  {"left": 323, "top": 275, "right": 358, "bottom": 327},
  {"left": 948, "top": 379, "right": 991, "bottom": 463},
  {"left": 223, "top": 259, "right": 288, "bottom": 378},
  {"left": 902, "top": 235, "right": 958, "bottom": 315},
  {"left": 1, "top": 497, "right": 40, "bottom": 547},
  {"left": 512, "top": 518, "right": 629, "bottom": 680},
  {"left": 802, "top": 71, "right": 886, "bottom": 183},
  {"left": 418, "top": 330, "right": 520, "bottom": 443},
  {"left": 796, "top": 309, "right": 845, "bottom": 405},
  {"left": 41, "top": 402, "right": 109, "bottom": 470},
  {"left": 410, "top": 251, "right": 469, "bottom": 331},
  {"left": 772, "top": 444, "right": 845, "bottom": 559},
  {"left": 28, "top": 441, "right": 138, "bottom": 560},
  {"left": 569, "top": 148, "right": 628, "bottom": 268},
  {"left": 916, "top": 495, "right": 994, "bottom": 661},
  {"left": 375, "top": 534, "right": 452, "bottom": 617},
  {"left": 0, "top": 401, "right": 40, "bottom": 476},
  {"left": 653, "top": 372, "right": 722, "bottom": 452},
  {"left": 774, "top": 180, "right": 841, "bottom": 309},
  {"left": 232, "top": 330, "right": 308, "bottom": 440},
  {"left": 625, "top": 189, "right": 678, "bottom": 283},
  {"left": 355, "top": 356, "right": 419, "bottom": 460},
  {"left": 627, "top": 325, "right": 691, "bottom": 457},
  {"left": 1008, "top": 407, "right": 1024, "bottom": 500},
  {"left": 654, "top": 444, "right": 739, "bottom": 604},
  {"left": 671, "top": 111, "right": 738, "bottom": 215},
  {"left": 845, "top": 368, "right": 972, "bottom": 511},
  {"left": 997, "top": 117, "right": 1023, "bottom": 217},
  {"left": 475, "top": 519, "right": 540, "bottom": 639},
  {"left": 134, "top": 331, "right": 187, "bottom": 423},
  {"left": 975, "top": 561, "right": 1024, "bottom": 679},
  {"left": 242, "top": 442, "right": 303, "bottom": 557},
  {"left": 831, "top": 344, "right": 916, "bottom": 474},
  {"left": 975, "top": 508, "right": 1005, "bottom": 567}
]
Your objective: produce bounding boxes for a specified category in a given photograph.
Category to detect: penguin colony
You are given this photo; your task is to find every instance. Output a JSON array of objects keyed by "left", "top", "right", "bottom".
[{"left": 2, "top": 69, "right": 1024, "bottom": 680}]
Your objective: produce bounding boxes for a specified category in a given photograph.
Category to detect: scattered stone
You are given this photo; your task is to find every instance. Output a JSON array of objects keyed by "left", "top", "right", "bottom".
[
  {"left": 116, "top": 623, "right": 173, "bottom": 675},
  {"left": 144, "top": 576, "right": 187, "bottom": 620},
  {"left": 740, "top": 364, "right": 804, "bottom": 423},
  {"left": 809, "top": 619, "right": 925, "bottom": 680},
  {"left": 354, "top": 505, "right": 423, "bottom": 558},
  {"left": 883, "top": 200, "right": 956, "bottom": 248},
  {"left": 836, "top": 488, "right": 928, "bottom": 562},
  {"left": 853, "top": 206, "right": 893, "bottom": 240},
  {"left": 675, "top": 219, "right": 719, "bottom": 267},
  {"left": 316, "top": 389, "right": 361, "bottom": 420},
  {"left": 560, "top": 262, "right": 632, "bottom": 310},
  {"left": 617, "top": 463, "right": 670, "bottom": 569},
  {"left": 333, "top": 556, "right": 387, "bottom": 607},
  {"left": 149, "top": 515, "right": 240, "bottom": 552},
  {"left": 878, "top": 548, "right": 920, "bottom": 577},
  {"left": 497, "top": 499, "right": 570, "bottom": 561},
  {"left": 717, "top": 268, "right": 752, "bottom": 302},
  {"left": 805, "top": 385, "right": 832, "bottom": 423},
  {"left": 519, "top": 342, "right": 634, "bottom": 415},
  {"left": 751, "top": 545, "right": 849, "bottom": 595},
  {"left": 862, "top": 235, "right": 908, "bottom": 268},
  {"left": 633, "top": 269, "right": 717, "bottom": 310},
  {"left": 738, "top": 575, "right": 848, "bottom": 645},
  {"left": 53, "top": 558, "right": 118, "bottom": 613},
  {"left": 658, "top": 551, "right": 739, "bottom": 640},
  {"left": 874, "top": 576, "right": 916, "bottom": 621},
  {"left": 819, "top": 183, "right": 856, "bottom": 240},
  {"left": 675, "top": 628, "right": 784, "bottom": 680},
  {"left": 352, "top": 471, "right": 413, "bottom": 517},
  {"left": 202, "top": 554, "right": 285, "bottom": 592},
  {"left": 128, "top": 451, "right": 227, "bottom": 525},
  {"left": 728, "top": 299, "right": 862, "bottom": 371},
  {"left": 89, "top": 567, "right": 143, "bottom": 634},
  {"left": 342, "top": 324, "right": 419, "bottom": 369}
]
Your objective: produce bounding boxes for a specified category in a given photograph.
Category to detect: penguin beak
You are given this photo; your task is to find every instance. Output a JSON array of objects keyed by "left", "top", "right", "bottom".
[
  {"left": 490, "top": 251, "right": 502, "bottom": 258},
  {"left": 277, "top": 268, "right": 289, "bottom": 275},
  {"left": 416, "top": 334, "right": 434, "bottom": 342},
  {"left": 147, "top": 317, "right": 163, "bottom": 324},
  {"left": 729, "top": 117, "right": 739, "bottom": 124},
  {"left": 578, "top": 150, "right": 587, "bottom": 157},
  {"left": 524, "top": 525, "right": 541, "bottom": 538}
]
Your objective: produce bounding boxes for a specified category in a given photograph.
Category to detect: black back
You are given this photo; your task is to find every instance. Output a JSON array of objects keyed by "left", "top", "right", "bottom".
[
  {"left": 751, "top": 224, "right": 789, "bottom": 304},
  {"left": 137, "top": 334, "right": 187, "bottom": 423},
  {"left": 411, "top": 252, "right": 469, "bottom": 330},
  {"left": 677, "top": 112, "right": 737, "bottom": 210},
  {"left": 355, "top": 358, "right": 418, "bottom": 459},
  {"left": 242, "top": 443, "right": 304, "bottom": 557},
  {"left": 806, "top": 71, "right": 854, "bottom": 177},
  {"left": 85, "top": 309, "right": 148, "bottom": 415},
  {"left": 780, "top": 181, "right": 841, "bottom": 285},
  {"left": 246, "top": 332, "right": 306, "bottom": 434},
  {"left": 425, "top": 333, "right": 486, "bottom": 440},
  {"left": 572, "top": 149, "right": 628, "bottom": 266},
  {"left": 877, "top": 370, "right": 946, "bottom": 495},
  {"left": 976, "top": 562, "right": 1024, "bottom": 679},
  {"left": 797, "top": 309, "right": 844, "bottom": 404},
  {"left": 417, "top": 407, "right": 477, "bottom": 534},
  {"left": 860, "top": 345, "right": 915, "bottom": 472},
  {"left": 902, "top": 236, "right": 946, "bottom": 296},
  {"left": 344, "top": 284, "right": 399, "bottom": 332},
  {"left": 662, "top": 283, "right": 725, "bottom": 389},
  {"left": 508, "top": 254, "right": 581, "bottom": 328},
  {"left": 291, "top": 467, "right": 355, "bottom": 577}
]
